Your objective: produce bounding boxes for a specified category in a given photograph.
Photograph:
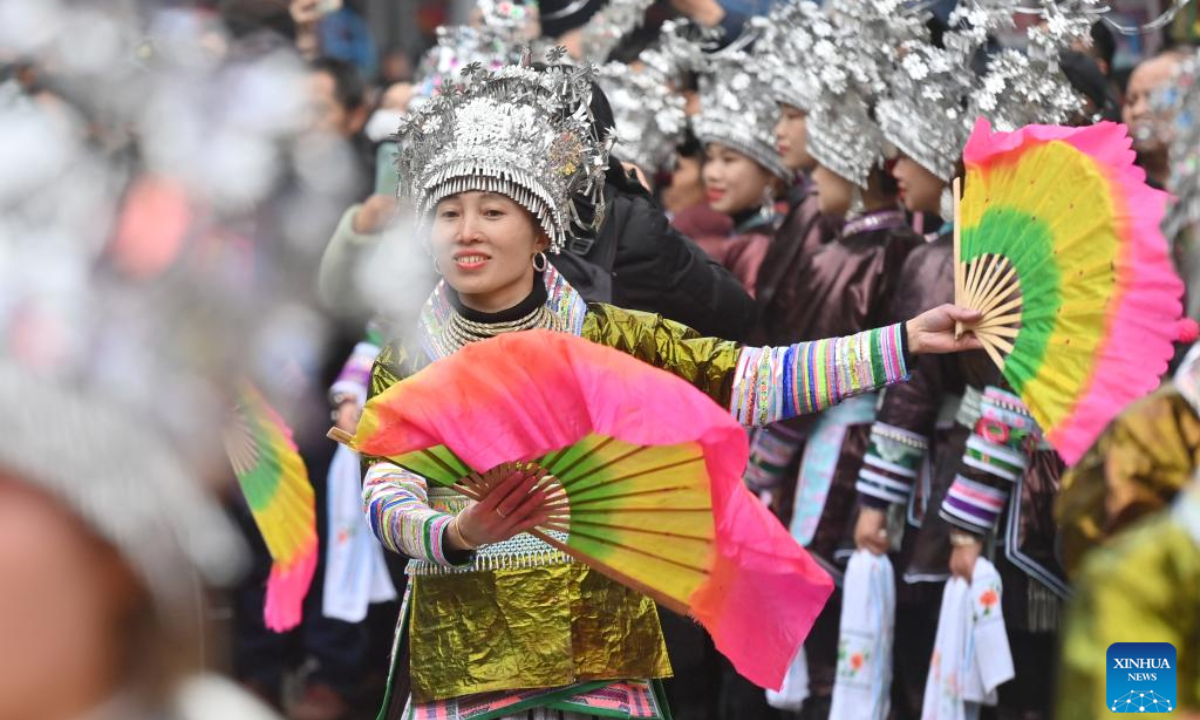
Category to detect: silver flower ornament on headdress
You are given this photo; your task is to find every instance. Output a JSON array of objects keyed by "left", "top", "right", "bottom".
[
  {"left": 396, "top": 50, "right": 614, "bottom": 253},
  {"left": 596, "top": 59, "right": 687, "bottom": 174},
  {"left": 694, "top": 48, "right": 792, "bottom": 180},
  {"left": 964, "top": 0, "right": 1098, "bottom": 131},
  {"left": 876, "top": 36, "right": 976, "bottom": 183},
  {"left": 754, "top": 0, "right": 826, "bottom": 113},
  {"left": 804, "top": 0, "right": 928, "bottom": 188}
]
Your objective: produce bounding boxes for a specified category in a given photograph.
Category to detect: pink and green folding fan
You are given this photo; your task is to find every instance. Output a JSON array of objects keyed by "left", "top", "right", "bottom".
[
  {"left": 225, "top": 383, "right": 318, "bottom": 631},
  {"left": 953, "top": 118, "right": 1192, "bottom": 465},
  {"left": 330, "top": 330, "right": 833, "bottom": 691}
]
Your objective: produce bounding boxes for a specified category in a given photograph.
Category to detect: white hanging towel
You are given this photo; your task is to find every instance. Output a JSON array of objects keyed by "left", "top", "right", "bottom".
[
  {"left": 921, "top": 557, "right": 1014, "bottom": 720},
  {"left": 766, "top": 647, "right": 810, "bottom": 712},
  {"left": 830, "top": 550, "right": 896, "bottom": 720},
  {"left": 323, "top": 444, "right": 397, "bottom": 622}
]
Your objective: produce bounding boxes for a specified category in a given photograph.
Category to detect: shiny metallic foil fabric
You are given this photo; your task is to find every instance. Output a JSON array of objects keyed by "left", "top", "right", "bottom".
[
  {"left": 409, "top": 564, "right": 672, "bottom": 702},
  {"left": 1057, "top": 384, "right": 1200, "bottom": 577},
  {"left": 581, "top": 304, "right": 741, "bottom": 404}
]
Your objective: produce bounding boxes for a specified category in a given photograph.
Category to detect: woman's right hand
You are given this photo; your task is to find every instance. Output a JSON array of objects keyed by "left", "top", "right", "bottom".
[
  {"left": 948, "top": 531, "right": 983, "bottom": 581},
  {"left": 449, "top": 464, "right": 556, "bottom": 549},
  {"left": 853, "top": 507, "right": 889, "bottom": 555}
]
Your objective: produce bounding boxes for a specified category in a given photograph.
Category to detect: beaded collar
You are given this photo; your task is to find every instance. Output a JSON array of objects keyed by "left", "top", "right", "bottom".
[
  {"left": 418, "top": 265, "right": 589, "bottom": 362},
  {"left": 841, "top": 208, "right": 908, "bottom": 238}
]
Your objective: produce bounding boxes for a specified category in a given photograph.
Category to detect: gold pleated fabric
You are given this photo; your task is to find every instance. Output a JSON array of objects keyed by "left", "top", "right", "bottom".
[{"left": 409, "top": 564, "right": 672, "bottom": 702}]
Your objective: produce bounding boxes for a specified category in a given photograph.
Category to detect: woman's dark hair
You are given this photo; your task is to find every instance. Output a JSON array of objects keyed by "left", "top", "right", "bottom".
[
  {"left": 1090, "top": 21, "right": 1116, "bottom": 76},
  {"left": 871, "top": 160, "right": 900, "bottom": 198},
  {"left": 589, "top": 78, "right": 617, "bottom": 139},
  {"left": 1060, "top": 50, "right": 1120, "bottom": 123},
  {"left": 310, "top": 57, "right": 367, "bottom": 111},
  {"left": 675, "top": 128, "right": 704, "bottom": 162}
]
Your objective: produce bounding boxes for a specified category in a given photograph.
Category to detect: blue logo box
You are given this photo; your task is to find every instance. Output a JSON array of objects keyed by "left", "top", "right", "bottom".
[{"left": 1108, "top": 642, "right": 1177, "bottom": 713}]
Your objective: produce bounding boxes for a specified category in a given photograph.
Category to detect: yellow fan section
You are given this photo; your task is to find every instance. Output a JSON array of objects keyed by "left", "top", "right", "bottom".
[
  {"left": 954, "top": 139, "right": 1120, "bottom": 431},
  {"left": 454, "top": 435, "right": 716, "bottom": 615}
]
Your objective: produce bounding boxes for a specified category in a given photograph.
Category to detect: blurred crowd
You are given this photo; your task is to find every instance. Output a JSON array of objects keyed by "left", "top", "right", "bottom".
[{"left": 2, "top": 1, "right": 1200, "bottom": 720}]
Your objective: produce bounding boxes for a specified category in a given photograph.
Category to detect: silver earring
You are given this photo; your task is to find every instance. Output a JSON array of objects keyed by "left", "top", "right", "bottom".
[
  {"left": 432, "top": 256, "right": 442, "bottom": 275},
  {"left": 532, "top": 252, "right": 548, "bottom": 272},
  {"left": 760, "top": 186, "right": 775, "bottom": 220},
  {"left": 939, "top": 185, "right": 955, "bottom": 222},
  {"left": 848, "top": 185, "right": 865, "bottom": 218}
]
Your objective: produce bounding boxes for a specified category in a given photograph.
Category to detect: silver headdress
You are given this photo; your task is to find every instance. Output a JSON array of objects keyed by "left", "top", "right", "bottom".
[
  {"left": 965, "top": 0, "right": 1097, "bottom": 131},
  {"left": 1164, "top": 50, "right": 1200, "bottom": 239},
  {"left": 876, "top": 33, "right": 976, "bottom": 183},
  {"left": 805, "top": 0, "right": 928, "bottom": 188},
  {"left": 0, "top": 6, "right": 348, "bottom": 621},
  {"left": 397, "top": 49, "right": 614, "bottom": 253},
  {"left": 596, "top": 59, "right": 687, "bottom": 174},
  {"left": 694, "top": 48, "right": 791, "bottom": 180},
  {"left": 578, "top": 0, "right": 655, "bottom": 62},
  {"left": 413, "top": 3, "right": 535, "bottom": 100},
  {"left": 753, "top": 0, "right": 827, "bottom": 113}
]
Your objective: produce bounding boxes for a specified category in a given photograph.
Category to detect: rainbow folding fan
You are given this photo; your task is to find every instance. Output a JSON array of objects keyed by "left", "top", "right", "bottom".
[
  {"left": 225, "top": 383, "right": 318, "bottom": 631},
  {"left": 954, "top": 118, "right": 1189, "bottom": 465},
  {"left": 330, "top": 330, "right": 833, "bottom": 690}
]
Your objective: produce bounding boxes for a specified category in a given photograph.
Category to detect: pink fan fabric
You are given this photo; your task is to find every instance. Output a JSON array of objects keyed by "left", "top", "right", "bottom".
[{"left": 964, "top": 118, "right": 1187, "bottom": 464}]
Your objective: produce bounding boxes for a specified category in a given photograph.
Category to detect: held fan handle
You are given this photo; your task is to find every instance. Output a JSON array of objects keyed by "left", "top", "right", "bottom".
[
  {"left": 327, "top": 427, "right": 355, "bottom": 445},
  {"left": 952, "top": 177, "right": 964, "bottom": 340}
]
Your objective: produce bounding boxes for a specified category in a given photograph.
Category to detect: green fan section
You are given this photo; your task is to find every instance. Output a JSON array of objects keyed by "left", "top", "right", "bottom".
[
  {"left": 961, "top": 207, "right": 1060, "bottom": 394},
  {"left": 240, "top": 420, "right": 283, "bottom": 512}
]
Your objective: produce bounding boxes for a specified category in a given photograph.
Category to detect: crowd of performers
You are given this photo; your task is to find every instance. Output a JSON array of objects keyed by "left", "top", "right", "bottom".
[
  {"left": 4, "top": 1, "right": 1200, "bottom": 720},
  {"left": 311, "top": 2, "right": 1200, "bottom": 719}
]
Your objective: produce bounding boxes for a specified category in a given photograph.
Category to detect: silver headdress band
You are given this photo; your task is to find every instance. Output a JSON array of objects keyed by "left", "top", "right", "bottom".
[
  {"left": 694, "top": 48, "right": 791, "bottom": 181},
  {"left": 397, "top": 49, "right": 614, "bottom": 253}
]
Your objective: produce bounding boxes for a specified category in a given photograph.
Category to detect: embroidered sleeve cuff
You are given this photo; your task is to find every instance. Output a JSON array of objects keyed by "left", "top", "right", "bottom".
[
  {"left": 855, "top": 422, "right": 927, "bottom": 506},
  {"left": 744, "top": 425, "right": 805, "bottom": 493},
  {"left": 363, "top": 462, "right": 465, "bottom": 566},
  {"left": 330, "top": 340, "right": 383, "bottom": 407},
  {"left": 939, "top": 475, "right": 1008, "bottom": 534},
  {"left": 729, "top": 324, "right": 909, "bottom": 426}
]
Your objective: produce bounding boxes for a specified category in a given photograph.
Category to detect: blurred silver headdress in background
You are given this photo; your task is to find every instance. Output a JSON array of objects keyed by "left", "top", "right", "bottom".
[
  {"left": 397, "top": 48, "right": 614, "bottom": 253},
  {"left": 0, "top": 2, "right": 349, "bottom": 618},
  {"left": 577, "top": 0, "right": 655, "bottom": 62},
  {"left": 1164, "top": 50, "right": 1200, "bottom": 239},
  {"left": 596, "top": 57, "right": 686, "bottom": 174},
  {"left": 964, "top": 0, "right": 1097, "bottom": 130},
  {"left": 804, "top": 0, "right": 928, "bottom": 188},
  {"left": 753, "top": 0, "right": 827, "bottom": 113},
  {"left": 414, "top": 1, "right": 536, "bottom": 100},
  {"left": 694, "top": 47, "right": 791, "bottom": 180}
]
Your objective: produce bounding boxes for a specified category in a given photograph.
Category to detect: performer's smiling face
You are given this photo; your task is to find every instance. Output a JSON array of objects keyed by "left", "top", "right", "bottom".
[
  {"left": 431, "top": 191, "right": 550, "bottom": 313},
  {"left": 702, "top": 142, "right": 776, "bottom": 216}
]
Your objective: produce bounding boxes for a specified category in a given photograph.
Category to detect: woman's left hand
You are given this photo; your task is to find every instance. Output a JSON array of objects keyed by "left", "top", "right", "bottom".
[{"left": 907, "top": 304, "right": 985, "bottom": 355}]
